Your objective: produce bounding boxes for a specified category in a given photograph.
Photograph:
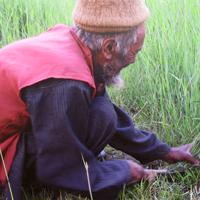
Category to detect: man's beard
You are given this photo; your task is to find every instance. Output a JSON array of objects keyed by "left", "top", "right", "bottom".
[
  {"left": 92, "top": 54, "right": 129, "bottom": 89},
  {"left": 102, "top": 61, "right": 124, "bottom": 89}
]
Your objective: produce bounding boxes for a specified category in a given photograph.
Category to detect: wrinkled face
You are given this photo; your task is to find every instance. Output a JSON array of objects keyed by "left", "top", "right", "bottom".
[{"left": 102, "top": 23, "right": 146, "bottom": 87}]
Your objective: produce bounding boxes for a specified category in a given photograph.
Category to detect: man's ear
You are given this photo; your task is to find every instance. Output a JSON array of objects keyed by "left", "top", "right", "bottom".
[{"left": 102, "top": 37, "right": 117, "bottom": 60}]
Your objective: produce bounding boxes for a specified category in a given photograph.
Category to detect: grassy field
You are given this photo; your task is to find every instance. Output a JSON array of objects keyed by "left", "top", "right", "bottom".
[{"left": 1, "top": 0, "right": 200, "bottom": 199}]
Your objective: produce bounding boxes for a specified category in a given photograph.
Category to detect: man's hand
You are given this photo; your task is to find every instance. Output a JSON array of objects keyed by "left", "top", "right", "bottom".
[
  {"left": 162, "top": 143, "right": 200, "bottom": 164},
  {"left": 127, "top": 161, "right": 167, "bottom": 183}
]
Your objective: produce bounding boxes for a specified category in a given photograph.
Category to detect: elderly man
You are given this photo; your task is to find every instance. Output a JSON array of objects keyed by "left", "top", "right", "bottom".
[{"left": 0, "top": 0, "right": 199, "bottom": 199}]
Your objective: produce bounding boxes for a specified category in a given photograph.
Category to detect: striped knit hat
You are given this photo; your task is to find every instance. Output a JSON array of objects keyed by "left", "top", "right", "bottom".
[{"left": 72, "top": 0, "right": 150, "bottom": 33}]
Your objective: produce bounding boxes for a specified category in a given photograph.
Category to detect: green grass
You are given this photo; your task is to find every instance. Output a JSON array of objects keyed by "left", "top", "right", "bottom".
[
  {"left": 1, "top": 0, "right": 200, "bottom": 199},
  {"left": 109, "top": 0, "right": 200, "bottom": 146}
]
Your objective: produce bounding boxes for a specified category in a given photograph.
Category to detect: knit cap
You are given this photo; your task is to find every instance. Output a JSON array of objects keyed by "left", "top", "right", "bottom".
[{"left": 72, "top": 0, "right": 150, "bottom": 33}]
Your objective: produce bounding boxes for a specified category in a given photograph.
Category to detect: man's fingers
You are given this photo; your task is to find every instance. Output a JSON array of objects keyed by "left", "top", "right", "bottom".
[
  {"left": 180, "top": 143, "right": 194, "bottom": 152},
  {"left": 194, "top": 159, "right": 200, "bottom": 165},
  {"left": 143, "top": 169, "right": 167, "bottom": 181},
  {"left": 186, "top": 142, "right": 195, "bottom": 152},
  {"left": 184, "top": 143, "right": 200, "bottom": 164},
  {"left": 186, "top": 153, "right": 200, "bottom": 165}
]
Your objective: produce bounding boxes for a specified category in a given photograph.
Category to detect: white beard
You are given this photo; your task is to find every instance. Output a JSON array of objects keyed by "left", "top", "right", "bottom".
[
  {"left": 102, "top": 60, "right": 125, "bottom": 89},
  {"left": 105, "top": 74, "right": 124, "bottom": 89}
]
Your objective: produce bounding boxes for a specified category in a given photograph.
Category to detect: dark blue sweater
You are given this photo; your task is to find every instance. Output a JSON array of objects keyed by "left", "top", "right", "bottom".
[{"left": 20, "top": 66, "right": 170, "bottom": 199}]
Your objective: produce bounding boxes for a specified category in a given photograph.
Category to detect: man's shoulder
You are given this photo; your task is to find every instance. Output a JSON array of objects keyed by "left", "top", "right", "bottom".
[{"left": 23, "top": 78, "right": 93, "bottom": 94}]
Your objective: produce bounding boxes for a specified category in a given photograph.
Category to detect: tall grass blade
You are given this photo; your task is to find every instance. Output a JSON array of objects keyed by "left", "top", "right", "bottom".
[
  {"left": 0, "top": 148, "right": 14, "bottom": 200},
  {"left": 81, "top": 153, "right": 93, "bottom": 200}
]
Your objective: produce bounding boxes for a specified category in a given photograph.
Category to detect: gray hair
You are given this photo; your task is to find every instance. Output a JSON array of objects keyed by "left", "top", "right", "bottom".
[{"left": 72, "top": 23, "right": 138, "bottom": 57}]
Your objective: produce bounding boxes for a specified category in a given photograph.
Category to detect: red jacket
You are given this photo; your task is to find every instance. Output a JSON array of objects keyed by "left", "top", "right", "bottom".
[{"left": 0, "top": 24, "right": 96, "bottom": 185}]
